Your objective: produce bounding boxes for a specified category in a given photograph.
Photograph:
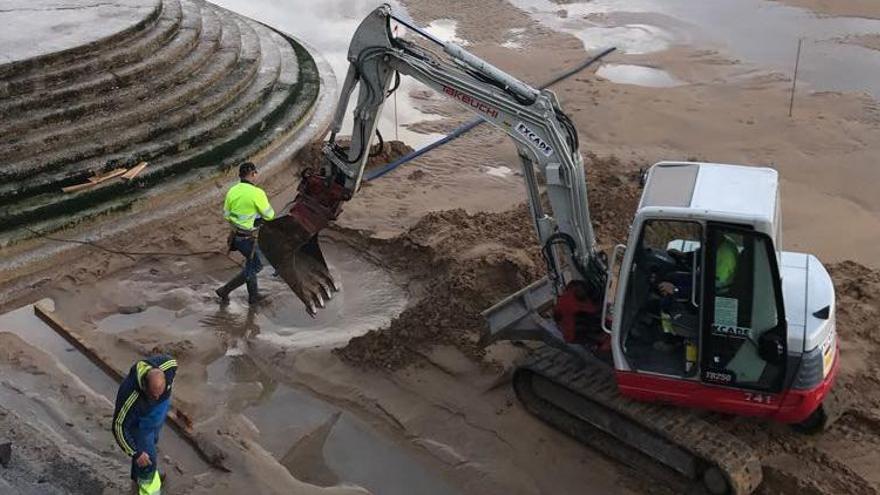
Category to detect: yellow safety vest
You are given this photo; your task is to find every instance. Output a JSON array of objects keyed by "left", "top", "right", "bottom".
[
  {"left": 716, "top": 237, "right": 738, "bottom": 291},
  {"left": 224, "top": 181, "right": 275, "bottom": 231}
]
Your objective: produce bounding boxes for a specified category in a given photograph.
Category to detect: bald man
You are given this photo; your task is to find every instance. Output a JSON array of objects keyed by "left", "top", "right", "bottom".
[{"left": 112, "top": 354, "right": 177, "bottom": 495}]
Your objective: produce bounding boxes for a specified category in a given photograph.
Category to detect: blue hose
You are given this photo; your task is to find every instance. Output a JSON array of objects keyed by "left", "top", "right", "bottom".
[{"left": 364, "top": 46, "right": 616, "bottom": 182}]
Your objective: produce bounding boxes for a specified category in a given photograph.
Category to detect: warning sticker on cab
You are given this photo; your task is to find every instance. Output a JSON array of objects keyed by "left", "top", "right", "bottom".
[
  {"left": 714, "top": 297, "right": 738, "bottom": 327},
  {"left": 821, "top": 330, "right": 835, "bottom": 378}
]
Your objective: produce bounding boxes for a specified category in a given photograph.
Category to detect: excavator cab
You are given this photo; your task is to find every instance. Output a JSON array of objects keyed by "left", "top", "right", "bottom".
[{"left": 608, "top": 162, "right": 838, "bottom": 425}]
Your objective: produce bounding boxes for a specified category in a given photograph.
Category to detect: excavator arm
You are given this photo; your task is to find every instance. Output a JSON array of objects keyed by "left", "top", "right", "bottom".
[{"left": 260, "top": 5, "right": 606, "bottom": 347}]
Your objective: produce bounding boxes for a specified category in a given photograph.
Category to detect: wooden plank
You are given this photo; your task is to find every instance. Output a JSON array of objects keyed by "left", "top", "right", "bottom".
[
  {"left": 64, "top": 167, "right": 130, "bottom": 193},
  {"left": 121, "top": 161, "right": 148, "bottom": 180},
  {"left": 33, "top": 303, "right": 230, "bottom": 472},
  {"left": 88, "top": 167, "right": 127, "bottom": 184},
  {"left": 61, "top": 181, "right": 97, "bottom": 193}
]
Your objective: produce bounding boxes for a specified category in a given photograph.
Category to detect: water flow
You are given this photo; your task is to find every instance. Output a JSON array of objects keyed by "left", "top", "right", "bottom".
[
  {"left": 0, "top": 302, "right": 208, "bottom": 474},
  {"left": 210, "top": 0, "right": 452, "bottom": 147},
  {"left": 88, "top": 242, "right": 455, "bottom": 493},
  {"left": 511, "top": 0, "right": 880, "bottom": 97}
]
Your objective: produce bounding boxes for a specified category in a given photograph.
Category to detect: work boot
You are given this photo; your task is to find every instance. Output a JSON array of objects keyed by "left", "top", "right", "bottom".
[
  {"left": 246, "top": 278, "right": 267, "bottom": 305},
  {"left": 216, "top": 272, "right": 247, "bottom": 303}
]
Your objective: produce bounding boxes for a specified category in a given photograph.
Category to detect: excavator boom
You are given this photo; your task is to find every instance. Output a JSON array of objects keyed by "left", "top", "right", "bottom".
[{"left": 262, "top": 4, "right": 604, "bottom": 323}]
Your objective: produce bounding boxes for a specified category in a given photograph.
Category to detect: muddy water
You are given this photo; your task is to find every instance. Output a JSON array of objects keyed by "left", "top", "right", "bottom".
[
  {"left": 424, "top": 19, "right": 468, "bottom": 46},
  {"left": 215, "top": 369, "right": 459, "bottom": 495},
  {"left": 512, "top": 0, "right": 880, "bottom": 97},
  {"left": 0, "top": 302, "right": 209, "bottom": 475},
  {"left": 210, "top": 0, "right": 452, "bottom": 147},
  {"left": 99, "top": 242, "right": 408, "bottom": 347},
  {"left": 596, "top": 63, "right": 683, "bottom": 87},
  {"left": 89, "top": 243, "right": 456, "bottom": 494},
  {"left": 201, "top": 356, "right": 459, "bottom": 495}
]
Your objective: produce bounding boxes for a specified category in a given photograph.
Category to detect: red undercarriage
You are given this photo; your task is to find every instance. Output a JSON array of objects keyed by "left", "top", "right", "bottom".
[
  {"left": 616, "top": 346, "right": 839, "bottom": 423},
  {"left": 552, "top": 283, "right": 838, "bottom": 424}
]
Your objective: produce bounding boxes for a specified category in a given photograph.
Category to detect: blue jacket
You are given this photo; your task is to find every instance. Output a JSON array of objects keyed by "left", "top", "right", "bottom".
[{"left": 112, "top": 355, "right": 177, "bottom": 459}]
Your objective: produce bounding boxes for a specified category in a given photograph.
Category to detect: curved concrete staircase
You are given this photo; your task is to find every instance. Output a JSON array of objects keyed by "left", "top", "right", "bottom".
[{"left": 0, "top": 0, "right": 320, "bottom": 240}]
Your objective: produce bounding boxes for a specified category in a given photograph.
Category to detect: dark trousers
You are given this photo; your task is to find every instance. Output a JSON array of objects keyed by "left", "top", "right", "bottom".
[{"left": 232, "top": 235, "right": 263, "bottom": 280}]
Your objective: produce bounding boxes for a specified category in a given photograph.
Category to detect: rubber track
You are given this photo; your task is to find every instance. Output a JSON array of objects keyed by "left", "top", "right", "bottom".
[{"left": 516, "top": 346, "right": 763, "bottom": 494}]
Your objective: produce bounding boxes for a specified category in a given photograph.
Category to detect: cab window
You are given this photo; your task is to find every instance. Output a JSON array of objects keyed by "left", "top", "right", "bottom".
[
  {"left": 701, "top": 224, "right": 786, "bottom": 392},
  {"left": 620, "top": 220, "right": 702, "bottom": 377}
]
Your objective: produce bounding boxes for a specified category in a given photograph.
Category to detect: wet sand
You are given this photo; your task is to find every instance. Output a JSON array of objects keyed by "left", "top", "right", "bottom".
[
  {"left": 2, "top": 0, "right": 880, "bottom": 493},
  {"left": 774, "top": 0, "right": 880, "bottom": 19}
]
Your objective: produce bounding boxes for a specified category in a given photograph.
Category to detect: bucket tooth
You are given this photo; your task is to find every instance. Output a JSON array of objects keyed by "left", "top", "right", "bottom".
[{"left": 259, "top": 217, "right": 338, "bottom": 316}]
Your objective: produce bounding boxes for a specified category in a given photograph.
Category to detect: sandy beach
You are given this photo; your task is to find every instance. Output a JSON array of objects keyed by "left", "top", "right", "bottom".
[{"left": 2, "top": 0, "right": 880, "bottom": 493}]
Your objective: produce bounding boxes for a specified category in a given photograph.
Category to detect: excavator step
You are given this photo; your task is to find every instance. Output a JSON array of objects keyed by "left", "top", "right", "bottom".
[{"left": 514, "top": 346, "right": 763, "bottom": 495}]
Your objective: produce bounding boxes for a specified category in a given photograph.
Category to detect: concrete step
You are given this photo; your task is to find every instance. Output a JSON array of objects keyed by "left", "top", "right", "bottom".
[
  {"left": 0, "top": 27, "right": 320, "bottom": 234},
  {"left": 0, "top": 4, "right": 222, "bottom": 138},
  {"left": 0, "top": 0, "right": 322, "bottom": 236},
  {"left": 0, "top": 0, "right": 204, "bottom": 156},
  {"left": 0, "top": 0, "right": 187, "bottom": 119},
  {"left": 0, "top": 0, "right": 164, "bottom": 82},
  {"left": 1, "top": 0, "right": 183, "bottom": 98},
  {"left": 0, "top": 6, "right": 255, "bottom": 182},
  {"left": 0, "top": 14, "right": 280, "bottom": 203},
  {"left": 0, "top": 3, "right": 246, "bottom": 163}
]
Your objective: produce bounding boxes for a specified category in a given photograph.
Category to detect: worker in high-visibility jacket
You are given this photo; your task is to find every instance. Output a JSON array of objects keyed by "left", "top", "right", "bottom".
[
  {"left": 216, "top": 161, "right": 275, "bottom": 304},
  {"left": 654, "top": 235, "right": 740, "bottom": 358},
  {"left": 112, "top": 355, "right": 177, "bottom": 495}
]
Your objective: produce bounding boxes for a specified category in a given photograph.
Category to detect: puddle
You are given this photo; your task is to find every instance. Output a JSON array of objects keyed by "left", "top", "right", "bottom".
[
  {"left": 502, "top": 27, "right": 527, "bottom": 50},
  {"left": 596, "top": 63, "right": 683, "bottom": 87},
  {"left": 97, "top": 242, "right": 408, "bottom": 349},
  {"left": 485, "top": 165, "right": 515, "bottom": 178},
  {"left": 510, "top": 0, "right": 880, "bottom": 98},
  {"left": 0, "top": 242, "right": 439, "bottom": 491},
  {"left": 210, "top": 0, "right": 450, "bottom": 147},
  {"left": 0, "top": 301, "right": 114, "bottom": 396},
  {"left": 243, "top": 380, "right": 458, "bottom": 495},
  {"left": 423, "top": 19, "right": 468, "bottom": 46},
  {"left": 508, "top": 0, "right": 674, "bottom": 54},
  {"left": 87, "top": 241, "right": 454, "bottom": 493},
  {"left": 325, "top": 412, "right": 457, "bottom": 495},
  {"left": 0, "top": 302, "right": 208, "bottom": 474}
]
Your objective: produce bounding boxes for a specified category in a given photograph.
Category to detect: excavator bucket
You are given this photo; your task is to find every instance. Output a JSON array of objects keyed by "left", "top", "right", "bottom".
[
  {"left": 259, "top": 217, "right": 338, "bottom": 316},
  {"left": 258, "top": 169, "right": 350, "bottom": 316}
]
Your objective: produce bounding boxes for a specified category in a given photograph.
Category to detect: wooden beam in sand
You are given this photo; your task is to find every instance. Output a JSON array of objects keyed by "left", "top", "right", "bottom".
[
  {"left": 61, "top": 181, "right": 98, "bottom": 193},
  {"left": 33, "top": 303, "right": 230, "bottom": 472},
  {"left": 62, "top": 167, "right": 130, "bottom": 193},
  {"left": 121, "top": 161, "right": 148, "bottom": 181},
  {"left": 88, "top": 167, "right": 128, "bottom": 184}
]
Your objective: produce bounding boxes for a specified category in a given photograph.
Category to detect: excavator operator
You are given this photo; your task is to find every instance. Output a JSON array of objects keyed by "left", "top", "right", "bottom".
[
  {"left": 650, "top": 235, "right": 739, "bottom": 355},
  {"left": 216, "top": 162, "right": 275, "bottom": 305}
]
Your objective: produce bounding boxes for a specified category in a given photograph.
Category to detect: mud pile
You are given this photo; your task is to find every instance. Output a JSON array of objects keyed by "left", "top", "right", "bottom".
[
  {"left": 337, "top": 153, "right": 643, "bottom": 369},
  {"left": 334, "top": 147, "right": 880, "bottom": 494},
  {"left": 832, "top": 260, "right": 880, "bottom": 346},
  {"left": 293, "top": 140, "right": 415, "bottom": 175}
]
